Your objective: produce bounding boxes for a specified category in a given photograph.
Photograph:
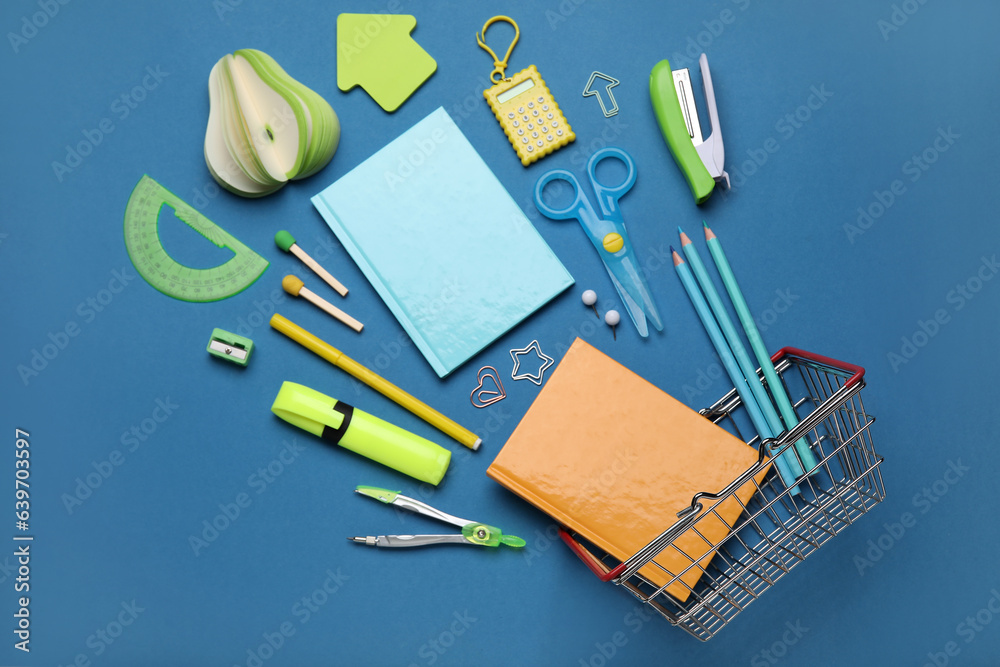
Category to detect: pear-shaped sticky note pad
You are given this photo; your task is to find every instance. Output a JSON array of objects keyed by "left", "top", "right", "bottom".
[
  {"left": 204, "top": 49, "right": 341, "bottom": 198},
  {"left": 337, "top": 14, "right": 436, "bottom": 112}
]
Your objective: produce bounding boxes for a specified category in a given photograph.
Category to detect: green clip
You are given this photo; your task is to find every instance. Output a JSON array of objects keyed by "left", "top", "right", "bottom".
[
  {"left": 207, "top": 328, "right": 254, "bottom": 367},
  {"left": 462, "top": 523, "right": 527, "bottom": 548},
  {"left": 355, "top": 485, "right": 399, "bottom": 503}
]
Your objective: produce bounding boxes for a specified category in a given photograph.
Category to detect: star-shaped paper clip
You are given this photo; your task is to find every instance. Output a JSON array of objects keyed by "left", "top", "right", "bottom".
[{"left": 509, "top": 340, "right": 554, "bottom": 386}]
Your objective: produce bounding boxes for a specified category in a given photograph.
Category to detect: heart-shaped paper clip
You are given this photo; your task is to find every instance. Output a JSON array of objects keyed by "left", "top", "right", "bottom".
[{"left": 470, "top": 366, "right": 506, "bottom": 408}]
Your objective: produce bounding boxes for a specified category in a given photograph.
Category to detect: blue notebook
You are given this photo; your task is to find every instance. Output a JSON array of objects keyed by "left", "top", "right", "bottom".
[{"left": 312, "top": 107, "right": 574, "bottom": 377}]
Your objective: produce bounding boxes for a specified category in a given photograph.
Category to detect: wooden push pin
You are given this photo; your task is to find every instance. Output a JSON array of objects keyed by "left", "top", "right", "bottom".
[
  {"left": 275, "top": 230, "right": 348, "bottom": 297},
  {"left": 282, "top": 275, "right": 363, "bottom": 333}
]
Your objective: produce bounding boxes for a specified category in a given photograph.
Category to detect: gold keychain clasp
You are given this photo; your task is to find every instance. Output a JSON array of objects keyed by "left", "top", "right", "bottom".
[{"left": 476, "top": 15, "right": 520, "bottom": 84}]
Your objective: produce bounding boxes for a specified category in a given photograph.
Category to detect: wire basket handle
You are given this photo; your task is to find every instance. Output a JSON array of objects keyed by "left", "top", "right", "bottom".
[
  {"left": 559, "top": 346, "right": 868, "bottom": 584},
  {"left": 615, "top": 436, "right": 776, "bottom": 582},
  {"left": 558, "top": 434, "right": 776, "bottom": 583}
]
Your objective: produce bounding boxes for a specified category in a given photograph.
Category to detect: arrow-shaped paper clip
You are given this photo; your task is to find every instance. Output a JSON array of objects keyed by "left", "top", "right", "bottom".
[{"left": 582, "top": 71, "right": 620, "bottom": 117}]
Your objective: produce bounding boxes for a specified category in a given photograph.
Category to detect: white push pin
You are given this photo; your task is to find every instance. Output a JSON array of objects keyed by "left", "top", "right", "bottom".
[
  {"left": 581, "top": 289, "right": 599, "bottom": 318},
  {"left": 605, "top": 309, "right": 620, "bottom": 340}
]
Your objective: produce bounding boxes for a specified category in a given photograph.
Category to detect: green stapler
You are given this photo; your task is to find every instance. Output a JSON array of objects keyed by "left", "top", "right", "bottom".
[{"left": 650, "top": 53, "right": 729, "bottom": 204}]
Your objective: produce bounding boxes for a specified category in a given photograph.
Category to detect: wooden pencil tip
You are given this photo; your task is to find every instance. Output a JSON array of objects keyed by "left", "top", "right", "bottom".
[
  {"left": 703, "top": 223, "right": 716, "bottom": 241},
  {"left": 679, "top": 230, "right": 692, "bottom": 246},
  {"left": 672, "top": 248, "right": 684, "bottom": 265}
]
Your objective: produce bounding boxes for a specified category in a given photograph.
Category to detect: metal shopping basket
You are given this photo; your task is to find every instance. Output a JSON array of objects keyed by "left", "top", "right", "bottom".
[{"left": 558, "top": 347, "right": 885, "bottom": 641}]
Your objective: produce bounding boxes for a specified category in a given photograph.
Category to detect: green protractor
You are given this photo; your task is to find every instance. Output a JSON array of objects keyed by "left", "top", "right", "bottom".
[{"left": 123, "top": 175, "right": 269, "bottom": 302}]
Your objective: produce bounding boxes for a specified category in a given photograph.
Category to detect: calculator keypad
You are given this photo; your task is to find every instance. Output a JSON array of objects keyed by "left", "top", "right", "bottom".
[{"left": 483, "top": 65, "right": 575, "bottom": 166}]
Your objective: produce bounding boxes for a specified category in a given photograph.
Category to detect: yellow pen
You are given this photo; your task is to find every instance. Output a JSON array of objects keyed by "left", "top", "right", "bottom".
[{"left": 270, "top": 314, "right": 483, "bottom": 451}]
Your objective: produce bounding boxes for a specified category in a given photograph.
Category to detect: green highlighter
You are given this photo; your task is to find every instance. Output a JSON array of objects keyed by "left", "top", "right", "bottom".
[
  {"left": 271, "top": 382, "right": 451, "bottom": 485},
  {"left": 649, "top": 53, "right": 729, "bottom": 204}
]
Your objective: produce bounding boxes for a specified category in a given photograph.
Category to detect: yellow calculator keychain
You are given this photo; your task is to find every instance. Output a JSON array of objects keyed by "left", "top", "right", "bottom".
[{"left": 477, "top": 16, "right": 575, "bottom": 166}]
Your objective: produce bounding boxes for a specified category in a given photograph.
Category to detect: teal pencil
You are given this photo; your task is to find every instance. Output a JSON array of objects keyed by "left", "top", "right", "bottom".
[
  {"left": 704, "top": 223, "right": 819, "bottom": 475},
  {"left": 672, "top": 248, "right": 800, "bottom": 494},
  {"left": 680, "top": 229, "right": 804, "bottom": 479}
]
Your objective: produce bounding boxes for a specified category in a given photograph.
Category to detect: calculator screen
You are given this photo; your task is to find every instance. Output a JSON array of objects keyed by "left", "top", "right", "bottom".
[{"left": 497, "top": 78, "right": 535, "bottom": 104}]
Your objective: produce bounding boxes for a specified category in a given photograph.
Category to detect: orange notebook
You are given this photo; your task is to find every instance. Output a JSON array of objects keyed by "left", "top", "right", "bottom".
[{"left": 487, "top": 338, "right": 769, "bottom": 602}]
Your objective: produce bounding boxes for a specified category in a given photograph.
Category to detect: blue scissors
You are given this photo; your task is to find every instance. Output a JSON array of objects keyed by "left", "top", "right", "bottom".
[{"left": 533, "top": 146, "right": 663, "bottom": 337}]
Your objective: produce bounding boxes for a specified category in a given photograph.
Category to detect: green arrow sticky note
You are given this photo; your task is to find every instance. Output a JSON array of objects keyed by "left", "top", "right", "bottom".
[{"left": 337, "top": 13, "right": 436, "bottom": 112}]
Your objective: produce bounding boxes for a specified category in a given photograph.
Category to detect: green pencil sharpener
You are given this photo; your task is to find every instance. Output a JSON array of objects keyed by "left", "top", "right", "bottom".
[{"left": 207, "top": 328, "right": 254, "bottom": 367}]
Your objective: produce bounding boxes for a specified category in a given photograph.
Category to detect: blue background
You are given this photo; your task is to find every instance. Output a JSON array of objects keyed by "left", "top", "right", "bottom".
[{"left": 3, "top": 1, "right": 999, "bottom": 665}]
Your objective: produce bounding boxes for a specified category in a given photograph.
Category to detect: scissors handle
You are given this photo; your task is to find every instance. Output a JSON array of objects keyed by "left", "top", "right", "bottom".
[
  {"left": 586, "top": 147, "right": 637, "bottom": 221},
  {"left": 533, "top": 169, "right": 592, "bottom": 221}
]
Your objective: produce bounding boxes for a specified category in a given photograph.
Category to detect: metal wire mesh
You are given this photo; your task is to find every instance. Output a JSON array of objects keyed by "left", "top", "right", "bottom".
[{"left": 563, "top": 350, "right": 884, "bottom": 641}]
